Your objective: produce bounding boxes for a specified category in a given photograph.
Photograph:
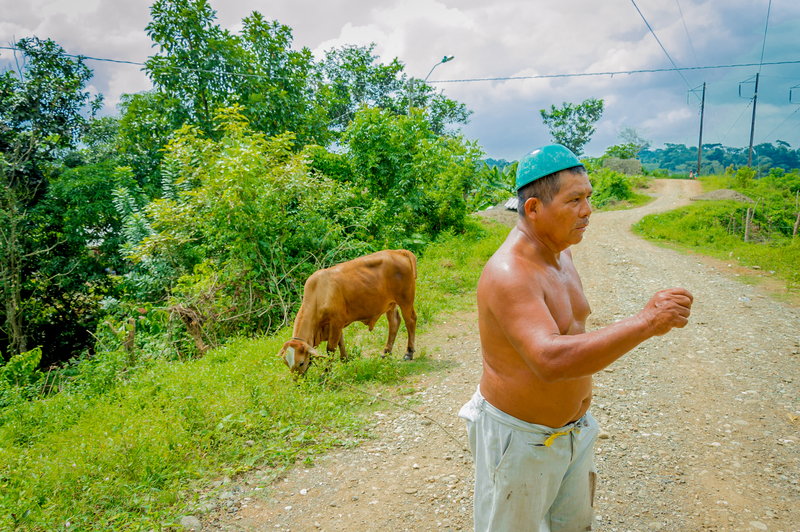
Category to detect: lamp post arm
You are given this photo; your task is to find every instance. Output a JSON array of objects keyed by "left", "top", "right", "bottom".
[{"left": 424, "top": 56, "right": 454, "bottom": 82}]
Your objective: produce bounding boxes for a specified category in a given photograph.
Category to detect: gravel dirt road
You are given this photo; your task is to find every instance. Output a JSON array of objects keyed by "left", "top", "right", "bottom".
[{"left": 199, "top": 179, "right": 800, "bottom": 532}]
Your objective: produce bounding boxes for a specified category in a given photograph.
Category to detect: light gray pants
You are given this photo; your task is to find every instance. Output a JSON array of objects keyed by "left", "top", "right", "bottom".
[{"left": 459, "top": 387, "right": 599, "bottom": 532}]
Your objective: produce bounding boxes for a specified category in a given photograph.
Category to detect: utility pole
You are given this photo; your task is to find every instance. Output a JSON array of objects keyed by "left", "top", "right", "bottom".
[
  {"left": 696, "top": 82, "right": 706, "bottom": 176},
  {"left": 748, "top": 72, "right": 760, "bottom": 167}
]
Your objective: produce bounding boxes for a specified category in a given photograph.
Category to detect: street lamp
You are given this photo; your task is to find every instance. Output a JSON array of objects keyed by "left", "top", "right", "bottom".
[
  {"left": 425, "top": 55, "right": 455, "bottom": 82},
  {"left": 409, "top": 55, "right": 454, "bottom": 112}
]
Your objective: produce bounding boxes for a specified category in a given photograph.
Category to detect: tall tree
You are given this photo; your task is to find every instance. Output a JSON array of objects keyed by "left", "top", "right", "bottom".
[
  {"left": 116, "top": 90, "right": 174, "bottom": 190},
  {"left": 539, "top": 98, "right": 604, "bottom": 156},
  {"left": 0, "top": 37, "right": 101, "bottom": 357},
  {"left": 144, "top": 0, "right": 322, "bottom": 144},
  {"left": 236, "top": 13, "right": 322, "bottom": 144},
  {"left": 315, "top": 44, "right": 471, "bottom": 138},
  {"left": 315, "top": 44, "right": 406, "bottom": 133},
  {"left": 144, "top": 0, "right": 239, "bottom": 136},
  {"left": 617, "top": 126, "right": 650, "bottom": 156}
]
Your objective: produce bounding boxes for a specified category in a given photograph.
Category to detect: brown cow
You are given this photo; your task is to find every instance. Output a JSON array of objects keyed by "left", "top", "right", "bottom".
[{"left": 278, "top": 249, "right": 418, "bottom": 375}]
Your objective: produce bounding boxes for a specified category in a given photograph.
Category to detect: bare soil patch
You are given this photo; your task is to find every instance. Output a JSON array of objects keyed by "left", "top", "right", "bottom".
[{"left": 691, "top": 189, "right": 755, "bottom": 203}]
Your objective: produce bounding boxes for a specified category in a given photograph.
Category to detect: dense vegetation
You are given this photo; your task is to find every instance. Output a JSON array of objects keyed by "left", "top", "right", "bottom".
[
  {"left": 633, "top": 167, "right": 800, "bottom": 290},
  {"left": 639, "top": 141, "right": 800, "bottom": 176},
  {"left": 0, "top": 220, "right": 510, "bottom": 530},
  {"left": 0, "top": 0, "right": 486, "bottom": 370}
]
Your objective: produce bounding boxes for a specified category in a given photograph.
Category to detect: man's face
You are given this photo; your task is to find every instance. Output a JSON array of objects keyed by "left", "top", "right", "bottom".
[{"left": 534, "top": 170, "right": 593, "bottom": 250}]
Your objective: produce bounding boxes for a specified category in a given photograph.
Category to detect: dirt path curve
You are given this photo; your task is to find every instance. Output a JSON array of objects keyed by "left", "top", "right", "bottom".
[{"left": 203, "top": 180, "right": 800, "bottom": 532}]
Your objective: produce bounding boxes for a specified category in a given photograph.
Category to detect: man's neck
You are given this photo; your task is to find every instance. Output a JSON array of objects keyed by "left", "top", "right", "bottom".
[{"left": 513, "top": 220, "right": 567, "bottom": 268}]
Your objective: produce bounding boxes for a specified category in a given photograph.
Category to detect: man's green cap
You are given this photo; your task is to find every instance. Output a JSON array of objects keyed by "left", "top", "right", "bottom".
[{"left": 516, "top": 144, "right": 584, "bottom": 191}]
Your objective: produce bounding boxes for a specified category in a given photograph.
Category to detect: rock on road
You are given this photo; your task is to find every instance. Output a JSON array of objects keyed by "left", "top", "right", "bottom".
[{"left": 200, "top": 180, "right": 800, "bottom": 532}]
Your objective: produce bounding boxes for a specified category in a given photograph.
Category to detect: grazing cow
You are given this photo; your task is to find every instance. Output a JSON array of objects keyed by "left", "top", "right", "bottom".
[{"left": 278, "top": 249, "right": 418, "bottom": 375}]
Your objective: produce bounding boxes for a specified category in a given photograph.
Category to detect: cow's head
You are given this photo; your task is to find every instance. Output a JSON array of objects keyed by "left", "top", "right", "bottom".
[{"left": 278, "top": 338, "right": 319, "bottom": 375}]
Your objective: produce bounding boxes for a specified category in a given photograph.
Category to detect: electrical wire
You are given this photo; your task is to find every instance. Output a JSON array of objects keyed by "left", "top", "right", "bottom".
[
  {"left": 780, "top": 119, "right": 800, "bottom": 142},
  {"left": 629, "top": 0, "right": 698, "bottom": 98},
  {"left": 428, "top": 60, "right": 800, "bottom": 84},
  {"left": 675, "top": 0, "right": 700, "bottom": 67},
  {"left": 759, "top": 107, "right": 800, "bottom": 144},
  {"left": 720, "top": 100, "right": 753, "bottom": 144},
  {"left": 758, "top": 0, "right": 772, "bottom": 75},
  {"left": 4, "top": 44, "right": 799, "bottom": 85}
]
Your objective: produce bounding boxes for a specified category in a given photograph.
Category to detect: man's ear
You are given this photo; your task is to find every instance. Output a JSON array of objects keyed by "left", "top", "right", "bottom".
[{"left": 524, "top": 196, "right": 540, "bottom": 219}]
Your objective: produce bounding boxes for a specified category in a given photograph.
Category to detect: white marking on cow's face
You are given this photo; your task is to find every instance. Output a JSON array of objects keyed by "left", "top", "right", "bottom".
[{"left": 286, "top": 346, "right": 296, "bottom": 369}]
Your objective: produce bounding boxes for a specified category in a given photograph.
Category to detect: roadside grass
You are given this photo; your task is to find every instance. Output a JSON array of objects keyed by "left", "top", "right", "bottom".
[
  {"left": 594, "top": 191, "right": 654, "bottom": 212},
  {"left": 593, "top": 173, "right": 655, "bottom": 212},
  {"left": 632, "top": 200, "right": 800, "bottom": 292},
  {"left": 0, "top": 219, "right": 509, "bottom": 531}
]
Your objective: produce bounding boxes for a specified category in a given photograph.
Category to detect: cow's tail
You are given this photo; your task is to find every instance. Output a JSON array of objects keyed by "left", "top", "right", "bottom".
[{"left": 400, "top": 249, "right": 417, "bottom": 279}]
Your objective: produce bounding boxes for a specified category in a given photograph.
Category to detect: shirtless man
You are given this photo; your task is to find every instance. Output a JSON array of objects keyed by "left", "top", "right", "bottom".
[{"left": 459, "top": 144, "right": 693, "bottom": 532}]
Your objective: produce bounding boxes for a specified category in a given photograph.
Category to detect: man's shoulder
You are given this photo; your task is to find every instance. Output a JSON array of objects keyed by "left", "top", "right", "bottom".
[{"left": 479, "top": 241, "right": 542, "bottom": 297}]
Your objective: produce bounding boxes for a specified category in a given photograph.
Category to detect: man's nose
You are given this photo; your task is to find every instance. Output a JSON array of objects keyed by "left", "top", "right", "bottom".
[{"left": 580, "top": 198, "right": 592, "bottom": 216}]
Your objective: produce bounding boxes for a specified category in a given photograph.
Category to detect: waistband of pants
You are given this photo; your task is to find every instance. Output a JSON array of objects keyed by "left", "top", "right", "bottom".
[{"left": 474, "top": 386, "right": 591, "bottom": 434}]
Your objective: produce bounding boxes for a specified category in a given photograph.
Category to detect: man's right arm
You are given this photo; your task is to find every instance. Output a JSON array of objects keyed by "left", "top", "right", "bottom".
[{"left": 488, "top": 269, "right": 693, "bottom": 382}]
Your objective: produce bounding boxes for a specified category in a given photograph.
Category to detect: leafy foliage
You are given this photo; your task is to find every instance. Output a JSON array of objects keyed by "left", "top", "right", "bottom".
[
  {"left": 343, "top": 107, "right": 483, "bottom": 245},
  {"left": 0, "top": 38, "right": 103, "bottom": 360},
  {"left": 640, "top": 141, "right": 800, "bottom": 175},
  {"left": 604, "top": 143, "right": 640, "bottom": 160},
  {"left": 468, "top": 161, "right": 517, "bottom": 211},
  {"left": 539, "top": 98, "right": 604, "bottom": 156},
  {"left": 314, "top": 44, "right": 471, "bottom": 138},
  {"left": 588, "top": 168, "right": 634, "bottom": 208},
  {"left": 0, "top": 219, "right": 509, "bottom": 530},
  {"left": 315, "top": 44, "right": 406, "bottom": 133}
]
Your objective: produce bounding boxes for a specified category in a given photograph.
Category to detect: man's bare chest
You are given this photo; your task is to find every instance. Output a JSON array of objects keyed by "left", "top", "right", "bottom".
[{"left": 541, "top": 273, "right": 591, "bottom": 335}]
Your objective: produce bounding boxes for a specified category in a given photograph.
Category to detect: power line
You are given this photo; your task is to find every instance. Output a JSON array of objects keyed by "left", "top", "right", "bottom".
[
  {"left": 0, "top": 45, "right": 301, "bottom": 82},
  {"left": 3, "top": 44, "right": 800, "bottom": 85},
  {"left": 720, "top": 100, "right": 753, "bottom": 143},
  {"left": 759, "top": 107, "right": 800, "bottom": 143},
  {"left": 675, "top": 0, "right": 700, "bottom": 67},
  {"left": 758, "top": 0, "right": 772, "bottom": 74},
  {"left": 629, "top": 0, "right": 698, "bottom": 98},
  {"left": 780, "top": 117, "right": 800, "bottom": 140},
  {"left": 429, "top": 60, "right": 800, "bottom": 84},
  {"left": 0, "top": 45, "right": 143, "bottom": 66}
]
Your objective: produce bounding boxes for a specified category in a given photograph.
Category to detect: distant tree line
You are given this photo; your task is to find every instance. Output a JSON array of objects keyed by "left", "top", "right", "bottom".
[{"left": 639, "top": 141, "right": 800, "bottom": 175}]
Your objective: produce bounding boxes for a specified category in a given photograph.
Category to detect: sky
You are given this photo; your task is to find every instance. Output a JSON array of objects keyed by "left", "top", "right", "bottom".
[{"left": 1, "top": 0, "right": 799, "bottom": 160}]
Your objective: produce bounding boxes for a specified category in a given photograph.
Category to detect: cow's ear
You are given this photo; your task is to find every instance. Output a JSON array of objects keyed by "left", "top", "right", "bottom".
[
  {"left": 277, "top": 346, "right": 286, "bottom": 358},
  {"left": 285, "top": 346, "right": 296, "bottom": 368}
]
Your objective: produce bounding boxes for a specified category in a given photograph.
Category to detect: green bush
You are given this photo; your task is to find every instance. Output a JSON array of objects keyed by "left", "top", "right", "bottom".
[{"left": 589, "top": 168, "right": 634, "bottom": 208}]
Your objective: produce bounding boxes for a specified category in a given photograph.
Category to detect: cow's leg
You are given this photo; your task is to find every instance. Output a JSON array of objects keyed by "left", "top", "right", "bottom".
[
  {"left": 337, "top": 330, "right": 348, "bottom": 362},
  {"left": 327, "top": 325, "right": 344, "bottom": 361},
  {"left": 399, "top": 303, "right": 417, "bottom": 361},
  {"left": 383, "top": 305, "right": 401, "bottom": 358}
]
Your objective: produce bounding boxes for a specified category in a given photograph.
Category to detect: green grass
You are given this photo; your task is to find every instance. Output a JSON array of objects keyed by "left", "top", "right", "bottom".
[
  {"left": 593, "top": 191, "right": 655, "bottom": 212},
  {"left": 632, "top": 200, "right": 800, "bottom": 291},
  {"left": 0, "top": 218, "right": 510, "bottom": 531}
]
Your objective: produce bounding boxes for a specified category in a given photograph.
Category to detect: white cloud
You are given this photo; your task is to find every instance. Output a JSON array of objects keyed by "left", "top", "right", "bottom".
[{"left": 1, "top": 0, "right": 798, "bottom": 158}]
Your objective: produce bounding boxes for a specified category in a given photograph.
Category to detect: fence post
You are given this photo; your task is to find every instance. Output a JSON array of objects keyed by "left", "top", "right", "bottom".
[
  {"left": 794, "top": 191, "right": 799, "bottom": 240},
  {"left": 744, "top": 207, "right": 752, "bottom": 242},
  {"left": 793, "top": 211, "right": 799, "bottom": 240}
]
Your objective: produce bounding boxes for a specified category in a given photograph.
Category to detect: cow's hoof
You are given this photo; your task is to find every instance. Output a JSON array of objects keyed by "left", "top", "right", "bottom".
[{"left": 403, "top": 352, "right": 414, "bottom": 361}]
